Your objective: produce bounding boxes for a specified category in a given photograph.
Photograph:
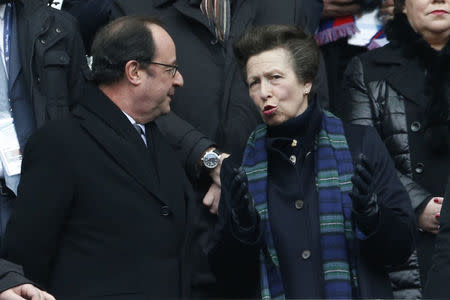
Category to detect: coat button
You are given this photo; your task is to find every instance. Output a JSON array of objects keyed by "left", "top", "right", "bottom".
[
  {"left": 301, "top": 250, "right": 311, "bottom": 260},
  {"left": 160, "top": 205, "right": 170, "bottom": 216},
  {"left": 290, "top": 155, "right": 296, "bottom": 165},
  {"left": 410, "top": 121, "right": 421, "bottom": 132},
  {"left": 55, "top": 27, "right": 62, "bottom": 33},
  {"left": 295, "top": 199, "right": 304, "bottom": 210},
  {"left": 40, "top": 39, "right": 46, "bottom": 45},
  {"left": 415, "top": 163, "right": 424, "bottom": 174},
  {"left": 210, "top": 38, "right": 218, "bottom": 45},
  {"left": 291, "top": 139, "right": 298, "bottom": 147}
]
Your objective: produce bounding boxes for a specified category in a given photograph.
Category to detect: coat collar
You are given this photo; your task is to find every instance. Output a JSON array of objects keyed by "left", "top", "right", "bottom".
[
  {"left": 72, "top": 83, "right": 166, "bottom": 204},
  {"left": 368, "top": 14, "right": 450, "bottom": 107}
]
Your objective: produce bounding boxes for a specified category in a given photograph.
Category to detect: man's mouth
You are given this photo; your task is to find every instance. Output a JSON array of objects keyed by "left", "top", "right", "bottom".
[{"left": 263, "top": 105, "right": 278, "bottom": 116}]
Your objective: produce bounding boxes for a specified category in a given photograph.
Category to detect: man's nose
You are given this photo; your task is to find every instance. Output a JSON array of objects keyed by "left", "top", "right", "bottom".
[{"left": 173, "top": 70, "right": 184, "bottom": 87}]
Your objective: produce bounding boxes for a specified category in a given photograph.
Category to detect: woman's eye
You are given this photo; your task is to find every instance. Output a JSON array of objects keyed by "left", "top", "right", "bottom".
[
  {"left": 249, "top": 80, "right": 259, "bottom": 87},
  {"left": 271, "top": 75, "right": 282, "bottom": 80}
]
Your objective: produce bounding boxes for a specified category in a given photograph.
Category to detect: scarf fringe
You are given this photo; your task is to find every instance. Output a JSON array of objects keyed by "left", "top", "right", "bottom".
[{"left": 315, "top": 23, "right": 358, "bottom": 46}]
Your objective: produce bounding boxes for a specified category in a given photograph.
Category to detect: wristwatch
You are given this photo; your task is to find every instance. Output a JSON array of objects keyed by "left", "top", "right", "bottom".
[{"left": 201, "top": 149, "right": 222, "bottom": 169}]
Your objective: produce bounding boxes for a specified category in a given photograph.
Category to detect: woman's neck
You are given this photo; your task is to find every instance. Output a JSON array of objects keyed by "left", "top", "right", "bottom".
[{"left": 421, "top": 30, "right": 450, "bottom": 51}]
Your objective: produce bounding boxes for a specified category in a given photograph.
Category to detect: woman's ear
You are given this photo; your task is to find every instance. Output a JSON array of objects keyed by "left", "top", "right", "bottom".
[{"left": 304, "top": 82, "right": 312, "bottom": 95}]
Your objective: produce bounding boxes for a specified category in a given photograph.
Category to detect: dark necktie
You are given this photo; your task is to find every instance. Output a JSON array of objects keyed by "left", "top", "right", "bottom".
[{"left": 133, "top": 123, "right": 147, "bottom": 147}]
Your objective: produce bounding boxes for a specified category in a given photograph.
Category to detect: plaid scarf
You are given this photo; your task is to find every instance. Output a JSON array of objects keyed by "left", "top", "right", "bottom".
[
  {"left": 242, "top": 110, "right": 358, "bottom": 299},
  {"left": 200, "top": 0, "right": 230, "bottom": 42}
]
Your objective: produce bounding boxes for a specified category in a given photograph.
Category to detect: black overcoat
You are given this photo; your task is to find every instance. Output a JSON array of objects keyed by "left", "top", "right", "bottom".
[{"left": 4, "top": 83, "right": 194, "bottom": 300}]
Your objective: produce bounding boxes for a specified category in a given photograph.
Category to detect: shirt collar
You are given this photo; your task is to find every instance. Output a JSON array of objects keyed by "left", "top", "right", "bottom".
[{"left": 122, "top": 111, "right": 146, "bottom": 135}]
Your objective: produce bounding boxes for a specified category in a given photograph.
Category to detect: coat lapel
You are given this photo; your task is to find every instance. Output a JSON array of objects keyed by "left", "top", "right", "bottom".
[{"left": 73, "top": 84, "right": 165, "bottom": 204}]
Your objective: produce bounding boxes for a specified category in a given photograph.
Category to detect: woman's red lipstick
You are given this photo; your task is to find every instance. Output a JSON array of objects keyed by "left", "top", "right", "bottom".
[
  {"left": 263, "top": 105, "right": 277, "bottom": 116},
  {"left": 431, "top": 10, "right": 448, "bottom": 15}
]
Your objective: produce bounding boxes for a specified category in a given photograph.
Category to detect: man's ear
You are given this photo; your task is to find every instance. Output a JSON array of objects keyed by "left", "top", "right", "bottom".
[{"left": 124, "top": 60, "right": 141, "bottom": 86}]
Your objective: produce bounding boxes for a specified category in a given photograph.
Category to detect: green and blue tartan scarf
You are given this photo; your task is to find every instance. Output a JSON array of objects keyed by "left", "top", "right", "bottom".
[{"left": 241, "top": 110, "right": 358, "bottom": 299}]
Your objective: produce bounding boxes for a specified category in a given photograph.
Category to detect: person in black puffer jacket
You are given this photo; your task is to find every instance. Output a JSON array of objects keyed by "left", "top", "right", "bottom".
[{"left": 340, "top": 0, "right": 450, "bottom": 297}]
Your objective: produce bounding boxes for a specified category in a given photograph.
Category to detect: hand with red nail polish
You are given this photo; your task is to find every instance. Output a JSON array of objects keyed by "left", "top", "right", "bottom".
[{"left": 419, "top": 196, "right": 444, "bottom": 234}]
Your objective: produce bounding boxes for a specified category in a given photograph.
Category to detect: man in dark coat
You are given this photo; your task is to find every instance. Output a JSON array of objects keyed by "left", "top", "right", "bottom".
[
  {"left": 4, "top": 16, "right": 192, "bottom": 299},
  {"left": 0, "top": 0, "right": 88, "bottom": 242}
]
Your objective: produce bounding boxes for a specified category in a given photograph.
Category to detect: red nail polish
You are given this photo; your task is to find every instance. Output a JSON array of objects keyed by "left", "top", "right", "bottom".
[{"left": 434, "top": 198, "right": 439, "bottom": 203}]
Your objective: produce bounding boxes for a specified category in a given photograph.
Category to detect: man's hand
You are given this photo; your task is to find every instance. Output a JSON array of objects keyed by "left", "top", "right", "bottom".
[
  {"left": 322, "top": 0, "right": 361, "bottom": 18},
  {"left": 419, "top": 197, "right": 443, "bottom": 235},
  {"left": 378, "top": 0, "right": 394, "bottom": 23},
  {"left": 202, "top": 182, "right": 221, "bottom": 215},
  {"left": 350, "top": 153, "right": 379, "bottom": 235},
  {"left": 0, "top": 284, "right": 55, "bottom": 300},
  {"left": 209, "top": 152, "right": 230, "bottom": 187}
]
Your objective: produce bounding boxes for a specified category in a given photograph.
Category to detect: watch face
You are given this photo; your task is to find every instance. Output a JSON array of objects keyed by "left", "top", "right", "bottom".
[{"left": 203, "top": 152, "right": 219, "bottom": 168}]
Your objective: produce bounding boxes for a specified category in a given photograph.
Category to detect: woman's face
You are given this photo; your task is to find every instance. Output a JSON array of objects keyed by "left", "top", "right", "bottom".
[
  {"left": 245, "top": 48, "right": 312, "bottom": 127},
  {"left": 403, "top": 0, "right": 450, "bottom": 38}
]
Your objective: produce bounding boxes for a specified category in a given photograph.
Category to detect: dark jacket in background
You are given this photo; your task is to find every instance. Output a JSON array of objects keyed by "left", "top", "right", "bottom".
[
  {"left": 0, "top": 0, "right": 88, "bottom": 243},
  {"left": 340, "top": 14, "right": 450, "bottom": 298},
  {"left": 211, "top": 104, "right": 416, "bottom": 298},
  {"left": 424, "top": 175, "right": 450, "bottom": 299},
  {"left": 4, "top": 83, "right": 194, "bottom": 300},
  {"left": 16, "top": 0, "right": 88, "bottom": 129},
  {"left": 61, "top": 0, "right": 113, "bottom": 54}
]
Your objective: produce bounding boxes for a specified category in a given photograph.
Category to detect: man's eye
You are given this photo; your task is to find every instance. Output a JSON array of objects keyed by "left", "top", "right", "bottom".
[{"left": 270, "top": 75, "right": 282, "bottom": 80}]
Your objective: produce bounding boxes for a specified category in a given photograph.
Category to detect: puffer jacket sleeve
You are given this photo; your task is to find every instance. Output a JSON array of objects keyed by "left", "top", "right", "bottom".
[
  {"left": 340, "top": 56, "right": 376, "bottom": 126},
  {"left": 397, "top": 171, "right": 433, "bottom": 211}
]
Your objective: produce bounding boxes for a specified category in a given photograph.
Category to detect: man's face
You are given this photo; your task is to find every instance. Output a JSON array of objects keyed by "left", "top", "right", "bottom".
[{"left": 135, "top": 25, "right": 184, "bottom": 123}]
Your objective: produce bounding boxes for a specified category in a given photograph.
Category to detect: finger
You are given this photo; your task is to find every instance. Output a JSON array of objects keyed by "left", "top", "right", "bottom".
[
  {"left": 202, "top": 185, "right": 215, "bottom": 207},
  {"left": 358, "top": 153, "right": 374, "bottom": 176},
  {"left": 0, "top": 289, "right": 27, "bottom": 300},
  {"left": 433, "top": 197, "right": 444, "bottom": 205},
  {"left": 324, "top": 0, "right": 357, "bottom": 4},
  {"left": 351, "top": 175, "right": 369, "bottom": 195},
  {"left": 43, "top": 292, "right": 56, "bottom": 300},
  {"left": 355, "top": 164, "right": 372, "bottom": 185},
  {"left": 17, "top": 284, "right": 43, "bottom": 300},
  {"left": 209, "top": 185, "right": 221, "bottom": 215}
]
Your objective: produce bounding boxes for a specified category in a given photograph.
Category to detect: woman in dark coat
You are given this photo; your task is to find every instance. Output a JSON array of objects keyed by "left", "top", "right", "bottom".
[
  {"left": 210, "top": 24, "right": 415, "bottom": 299},
  {"left": 341, "top": 0, "right": 450, "bottom": 297}
]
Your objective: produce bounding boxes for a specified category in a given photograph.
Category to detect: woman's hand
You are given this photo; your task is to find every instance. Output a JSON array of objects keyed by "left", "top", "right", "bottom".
[{"left": 418, "top": 197, "right": 443, "bottom": 234}]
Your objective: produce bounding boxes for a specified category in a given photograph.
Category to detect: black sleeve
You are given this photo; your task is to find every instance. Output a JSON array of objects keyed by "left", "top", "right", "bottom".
[
  {"left": 356, "top": 126, "right": 416, "bottom": 265},
  {"left": 0, "top": 259, "right": 33, "bottom": 293},
  {"left": 4, "top": 125, "right": 74, "bottom": 287},
  {"left": 62, "top": 0, "right": 113, "bottom": 54},
  {"left": 155, "top": 112, "right": 216, "bottom": 182}
]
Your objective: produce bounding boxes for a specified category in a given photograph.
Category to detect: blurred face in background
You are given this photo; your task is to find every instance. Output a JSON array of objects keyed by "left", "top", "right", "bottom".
[
  {"left": 403, "top": 0, "right": 450, "bottom": 43},
  {"left": 246, "top": 47, "right": 312, "bottom": 127}
]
